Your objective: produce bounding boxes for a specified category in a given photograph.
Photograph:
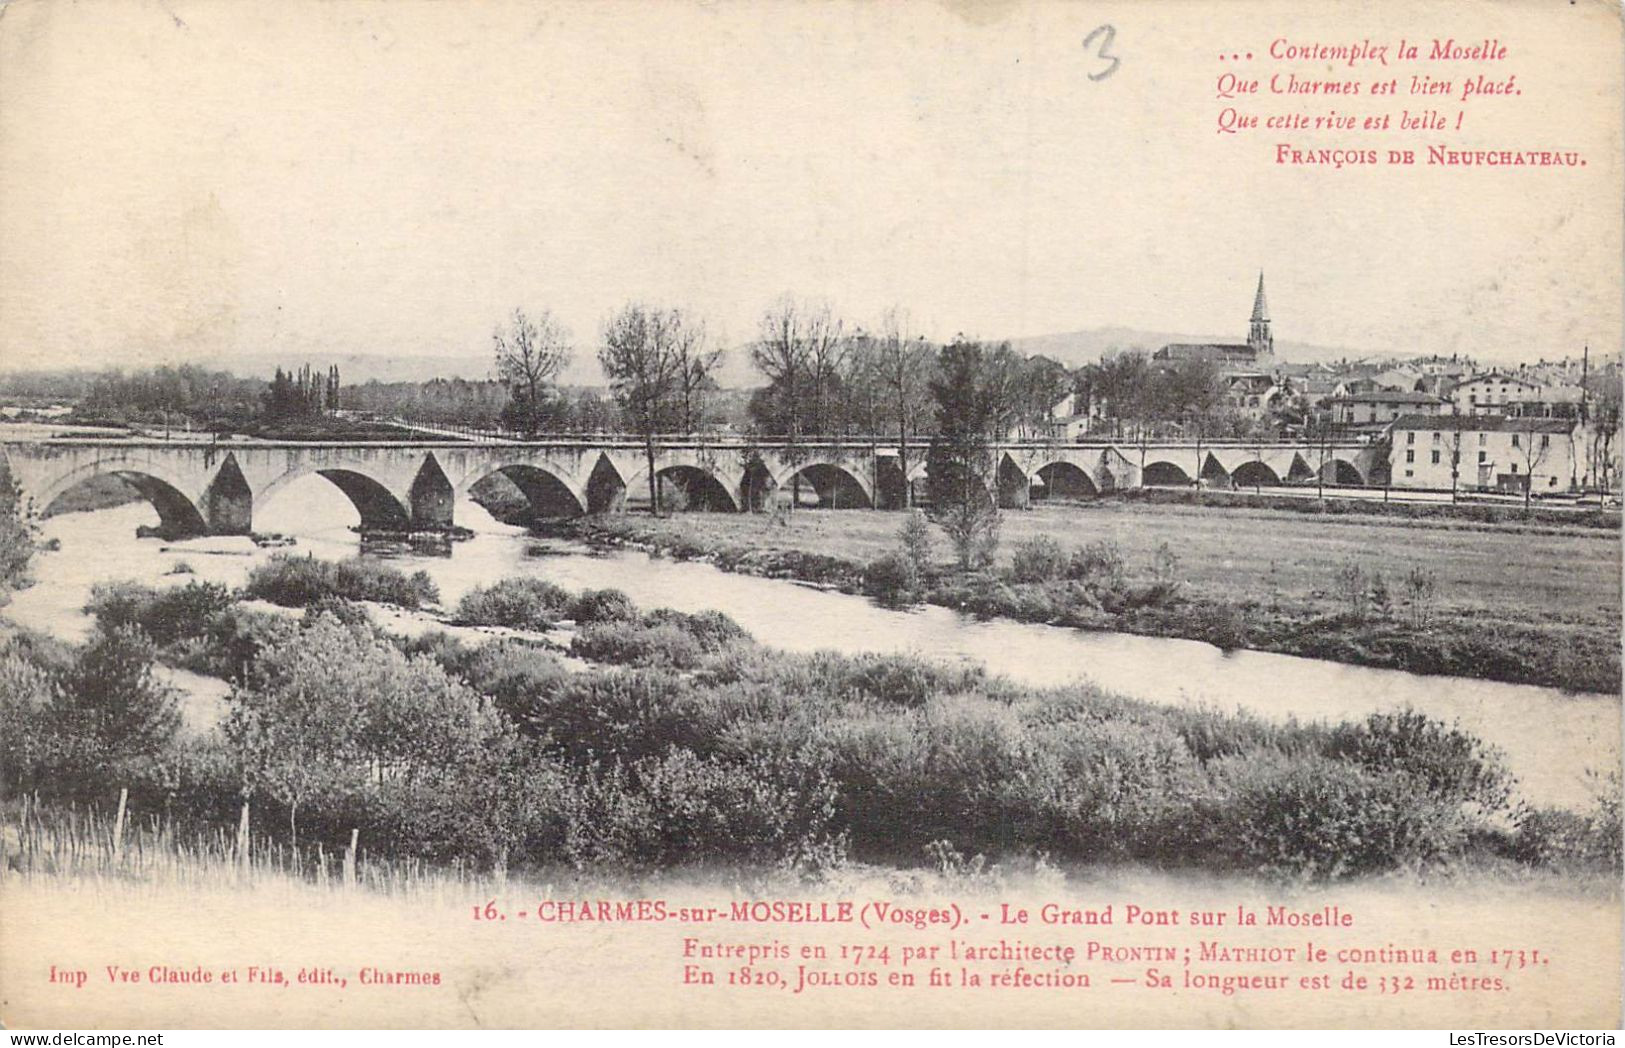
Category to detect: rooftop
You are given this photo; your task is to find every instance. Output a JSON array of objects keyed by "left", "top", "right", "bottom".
[
  {"left": 1389, "top": 414, "right": 1576, "bottom": 434},
  {"left": 1332, "top": 391, "right": 1446, "bottom": 403}
]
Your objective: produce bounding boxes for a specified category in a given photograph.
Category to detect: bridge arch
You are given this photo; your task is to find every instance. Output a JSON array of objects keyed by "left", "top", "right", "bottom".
[
  {"left": 773, "top": 461, "right": 874, "bottom": 509},
  {"left": 1321, "top": 458, "right": 1367, "bottom": 486},
  {"left": 1141, "top": 460, "right": 1193, "bottom": 487},
  {"left": 624, "top": 462, "right": 740, "bottom": 513},
  {"left": 460, "top": 463, "right": 588, "bottom": 519},
  {"left": 258, "top": 467, "right": 412, "bottom": 531},
  {"left": 1230, "top": 460, "right": 1282, "bottom": 489},
  {"left": 1034, "top": 460, "right": 1099, "bottom": 500},
  {"left": 33, "top": 459, "right": 210, "bottom": 537},
  {"left": 654, "top": 464, "right": 740, "bottom": 512}
]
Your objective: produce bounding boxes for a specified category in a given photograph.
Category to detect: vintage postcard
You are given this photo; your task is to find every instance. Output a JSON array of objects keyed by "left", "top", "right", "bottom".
[{"left": 0, "top": 0, "right": 1620, "bottom": 1031}]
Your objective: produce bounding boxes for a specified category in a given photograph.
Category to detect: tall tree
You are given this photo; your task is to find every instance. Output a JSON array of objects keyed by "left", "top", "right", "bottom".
[
  {"left": 749, "top": 296, "right": 843, "bottom": 438},
  {"left": 493, "top": 308, "right": 572, "bottom": 434},
  {"left": 671, "top": 309, "right": 724, "bottom": 433},
  {"left": 600, "top": 304, "right": 685, "bottom": 515},
  {"left": 927, "top": 339, "right": 1005, "bottom": 569},
  {"left": 872, "top": 307, "right": 937, "bottom": 506}
]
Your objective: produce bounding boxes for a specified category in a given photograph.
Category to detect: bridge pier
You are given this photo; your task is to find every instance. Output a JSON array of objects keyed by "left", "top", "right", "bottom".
[
  {"left": 409, "top": 455, "right": 456, "bottom": 530},
  {"left": 996, "top": 456, "right": 1030, "bottom": 509},
  {"left": 202, "top": 454, "right": 253, "bottom": 535}
]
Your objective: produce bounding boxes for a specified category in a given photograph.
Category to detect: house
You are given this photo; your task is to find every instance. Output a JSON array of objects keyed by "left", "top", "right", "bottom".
[
  {"left": 1388, "top": 414, "right": 1579, "bottom": 492},
  {"left": 1225, "top": 373, "right": 1287, "bottom": 421},
  {"left": 1372, "top": 365, "right": 1424, "bottom": 391},
  {"left": 1330, "top": 390, "right": 1448, "bottom": 426},
  {"left": 1449, "top": 371, "right": 1543, "bottom": 414}
]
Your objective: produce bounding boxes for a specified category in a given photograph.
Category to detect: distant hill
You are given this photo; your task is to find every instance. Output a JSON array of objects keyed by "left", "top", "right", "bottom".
[
  {"left": 5, "top": 328, "right": 1400, "bottom": 395},
  {"left": 1007, "top": 327, "right": 1395, "bottom": 369}
]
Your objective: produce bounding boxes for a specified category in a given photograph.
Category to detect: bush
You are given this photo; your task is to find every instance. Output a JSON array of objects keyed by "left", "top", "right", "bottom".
[
  {"left": 1067, "top": 540, "right": 1125, "bottom": 584},
  {"left": 641, "top": 608, "right": 750, "bottom": 650},
  {"left": 54, "top": 625, "right": 182, "bottom": 764},
  {"left": 568, "top": 588, "right": 638, "bottom": 624},
  {"left": 456, "top": 577, "right": 572, "bottom": 629},
  {"left": 455, "top": 640, "right": 572, "bottom": 726},
  {"left": 898, "top": 510, "right": 934, "bottom": 578},
  {"left": 863, "top": 552, "right": 920, "bottom": 607},
  {"left": 301, "top": 595, "right": 372, "bottom": 628},
  {"left": 573, "top": 622, "right": 706, "bottom": 669},
  {"left": 1325, "top": 709, "right": 1513, "bottom": 814},
  {"left": 827, "top": 652, "right": 986, "bottom": 707},
  {"left": 1009, "top": 535, "right": 1069, "bottom": 584},
  {"left": 86, "top": 580, "right": 235, "bottom": 647},
  {"left": 244, "top": 555, "right": 439, "bottom": 609},
  {"left": 1203, "top": 752, "right": 1468, "bottom": 877}
]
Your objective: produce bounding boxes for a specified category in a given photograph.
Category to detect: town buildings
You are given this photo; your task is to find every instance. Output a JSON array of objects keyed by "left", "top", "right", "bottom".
[
  {"left": 1331, "top": 390, "right": 1449, "bottom": 427},
  {"left": 1389, "top": 414, "right": 1580, "bottom": 493}
]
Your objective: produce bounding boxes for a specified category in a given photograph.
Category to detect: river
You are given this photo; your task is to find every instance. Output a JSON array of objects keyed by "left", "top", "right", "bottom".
[{"left": 5, "top": 476, "right": 1618, "bottom": 810}]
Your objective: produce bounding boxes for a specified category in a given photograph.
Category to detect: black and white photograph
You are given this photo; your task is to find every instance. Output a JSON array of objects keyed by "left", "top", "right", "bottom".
[{"left": 0, "top": 0, "right": 1620, "bottom": 1032}]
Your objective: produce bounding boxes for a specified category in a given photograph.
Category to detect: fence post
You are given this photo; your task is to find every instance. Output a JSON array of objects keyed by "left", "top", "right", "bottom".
[
  {"left": 112, "top": 787, "right": 128, "bottom": 862},
  {"left": 344, "top": 828, "right": 359, "bottom": 888},
  {"left": 236, "top": 801, "right": 250, "bottom": 868}
]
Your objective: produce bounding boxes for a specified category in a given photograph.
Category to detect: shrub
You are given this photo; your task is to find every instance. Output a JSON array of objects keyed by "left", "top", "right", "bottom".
[
  {"left": 456, "top": 640, "right": 572, "bottom": 725},
  {"left": 244, "top": 554, "right": 439, "bottom": 609},
  {"left": 535, "top": 669, "right": 700, "bottom": 758},
  {"left": 456, "top": 577, "right": 572, "bottom": 629},
  {"left": 641, "top": 608, "right": 750, "bottom": 650},
  {"left": 1204, "top": 752, "right": 1468, "bottom": 877},
  {"left": 573, "top": 622, "right": 706, "bottom": 669},
  {"left": 898, "top": 510, "right": 934, "bottom": 578},
  {"left": 54, "top": 625, "right": 182, "bottom": 762},
  {"left": 87, "top": 579, "right": 235, "bottom": 647},
  {"left": 1067, "top": 540, "right": 1125, "bottom": 584},
  {"left": 0, "top": 640, "right": 60, "bottom": 792},
  {"left": 568, "top": 588, "right": 638, "bottom": 624},
  {"left": 863, "top": 552, "right": 920, "bottom": 607},
  {"left": 301, "top": 595, "right": 371, "bottom": 628},
  {"left": 830, "top": 652, "right": 986, "bottom": 707},
  {"left": 1324, "top": 709, "right": 1513, "bottom": 814},
  {"left": 1009, "top": 536, "right": 1069, "bottom": 584}
]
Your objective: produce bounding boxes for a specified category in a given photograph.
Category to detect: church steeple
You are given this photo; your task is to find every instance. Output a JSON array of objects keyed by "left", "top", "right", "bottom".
[{"left": 1248, "top": 271, "right": 1273, "bottom": 357}]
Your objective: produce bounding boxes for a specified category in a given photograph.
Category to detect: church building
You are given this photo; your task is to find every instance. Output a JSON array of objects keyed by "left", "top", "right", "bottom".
[{"left": 1153, "top": 273, "right": 1275, "bottom": 369}]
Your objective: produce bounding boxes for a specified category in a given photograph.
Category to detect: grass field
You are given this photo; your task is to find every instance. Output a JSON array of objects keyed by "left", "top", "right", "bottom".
[
  {"left": 563, "top": 500, "right": 1622, "bottom": 692},
  {"left": 572, "top": 501, "right": 1622, "bottom": 628}
]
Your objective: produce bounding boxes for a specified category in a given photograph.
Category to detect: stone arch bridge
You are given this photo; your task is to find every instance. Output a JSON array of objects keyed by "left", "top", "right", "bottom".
[{"left": 0, "top": 436, "right": 1381, "bottom": 537}]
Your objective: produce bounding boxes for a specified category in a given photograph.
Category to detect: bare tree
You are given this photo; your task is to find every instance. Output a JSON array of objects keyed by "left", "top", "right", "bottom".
[
  {"left": 873, "top": 307, "right": 936, "bottom": 507},
  {"left": 600, "top": 304, "right": 684, "bottom": 515},
  {"left": 671, "top": 310, "right": 723, "bottom": 433},
  {"left": 751, "top": 295, "right": 843, "bottom": 438},
  {"left": 1586, "top": 380, "right": 1621, "bottom": 502},
  {"left": 804, "top": 306, "right": 848, "bottom": 436},
  {"left": 751, "top": 296, "right": 812, "bottom": 439},
  {"left": 1513, "top": 418, "right": 1555, "bottom": 512},
  {"left": 493, "top": 308, "right": 572, "bottom": 434}
]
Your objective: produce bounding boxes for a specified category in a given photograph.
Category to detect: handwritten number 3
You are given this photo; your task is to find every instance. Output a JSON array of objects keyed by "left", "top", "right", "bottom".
[{"left": 1083, "top": 24, "right": 1120, "bottom": 81}]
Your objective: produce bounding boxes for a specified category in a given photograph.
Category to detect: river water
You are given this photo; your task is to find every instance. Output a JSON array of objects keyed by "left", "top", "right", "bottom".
[{"left": 5, "top": 477, "right": 1618, "bottom": 810}]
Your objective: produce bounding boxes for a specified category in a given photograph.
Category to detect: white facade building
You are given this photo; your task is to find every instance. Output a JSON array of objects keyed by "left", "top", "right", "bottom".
[{"left": 1389, "top": 414, "right": 1579, "bottom": 492}]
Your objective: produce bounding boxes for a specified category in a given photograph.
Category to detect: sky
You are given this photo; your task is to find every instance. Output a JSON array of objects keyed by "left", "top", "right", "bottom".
[{"left": 1, "top": 0, "right": 1620, "bottom": 378}]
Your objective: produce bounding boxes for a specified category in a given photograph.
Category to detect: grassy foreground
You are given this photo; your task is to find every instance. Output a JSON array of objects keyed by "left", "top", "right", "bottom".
[{"left": 557, "top": 500, "right": 1622, "bottom": 694}]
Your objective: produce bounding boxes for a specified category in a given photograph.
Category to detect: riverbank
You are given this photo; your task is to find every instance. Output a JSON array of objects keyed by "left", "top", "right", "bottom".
[
  {"left": 555, "top": 504, "right": 1622, "bottom": 695},
  {"left": 9, "top": 563, "right": 1618, "bottom": 885}
]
